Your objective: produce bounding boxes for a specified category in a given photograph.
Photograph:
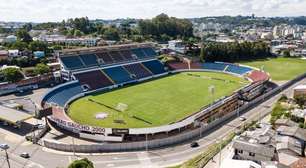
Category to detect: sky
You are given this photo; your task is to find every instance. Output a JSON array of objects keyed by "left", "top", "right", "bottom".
[{"left": 1, "top": 0, "right": 306, "bottom": 22}]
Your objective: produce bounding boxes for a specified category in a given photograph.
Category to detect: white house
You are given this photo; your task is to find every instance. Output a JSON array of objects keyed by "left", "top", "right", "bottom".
[{"left": 8, "top": 50, "right": 19, "bottom": 57}]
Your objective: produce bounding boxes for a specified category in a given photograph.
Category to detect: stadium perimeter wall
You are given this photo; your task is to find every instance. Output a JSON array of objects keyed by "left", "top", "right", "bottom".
[{"left": 43, "top": 71, "right": 306, "bottom": 152}]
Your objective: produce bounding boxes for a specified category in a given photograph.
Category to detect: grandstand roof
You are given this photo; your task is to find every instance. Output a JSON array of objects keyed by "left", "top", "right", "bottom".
[
  {"left": 58, "top": 42, "right": 156, "bottom": 56},
  {"left": 0, "top": 105, "right": 32, "bottom": 124}
]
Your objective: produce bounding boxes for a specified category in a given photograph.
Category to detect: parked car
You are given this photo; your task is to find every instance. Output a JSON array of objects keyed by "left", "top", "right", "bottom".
[
  {"left": 20, "top": 152, "right": 30, "bottom": 158},
  {"left": 239, "top": 116, "right": 246, "bottom": 121},
  {"left": 190, "top": 141, "right": 199, "bottom": 148}
]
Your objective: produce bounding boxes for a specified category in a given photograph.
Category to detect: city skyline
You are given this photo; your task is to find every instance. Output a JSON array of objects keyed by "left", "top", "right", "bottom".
[{"left": 1, "top": 0, "right": 306, "bottom": 22}]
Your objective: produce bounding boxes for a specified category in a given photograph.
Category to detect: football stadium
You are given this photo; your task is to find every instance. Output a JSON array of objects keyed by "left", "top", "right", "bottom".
[{"left": 41, "top": 43, "right": 270, "bottom": 142}]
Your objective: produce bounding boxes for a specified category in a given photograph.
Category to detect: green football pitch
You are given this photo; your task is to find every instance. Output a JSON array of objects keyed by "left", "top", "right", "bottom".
[
  {"left": 240, "top": 57, "right": 306, "bottom": 81},
  {"left": 68, "top": 72, "right": 248, "bottom": 128}
]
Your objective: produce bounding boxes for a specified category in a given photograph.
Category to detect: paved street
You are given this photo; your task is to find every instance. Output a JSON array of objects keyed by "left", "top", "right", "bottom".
[{"left": 0, "top": 78, "right": 304, "bottom": 168}]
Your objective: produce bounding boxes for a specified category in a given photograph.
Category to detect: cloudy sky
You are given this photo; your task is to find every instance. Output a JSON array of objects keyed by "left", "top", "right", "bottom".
[{"left": 1, "top": 0, "right": 306, "bottom": 22}]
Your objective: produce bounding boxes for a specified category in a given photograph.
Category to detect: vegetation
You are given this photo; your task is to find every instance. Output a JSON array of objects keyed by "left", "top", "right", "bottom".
[
  {"left": 68, "top": 158, "right": 94, "bottom": 168},
  {"left": 138, "top": 13, "right": 193, "bottom": 41},
  {"left": 68, "top": 72, "right": 247, "bottom": 128},
  {"left": 270, "top": 102, "right": 288, "bottom": 125},
  {"left": 240, "top": 57, "right": 306, "bottom": 81},
  {"left": 294, "top": 95, "right": 306, "bottom": 108},
  {"left": 0, "top": 67, "right": 24, "bottom": 83},
  {"left": 200, "top": 41, "right": 272, "bottom": 63},
  {"left": 34, "top": 63, "right": 50, "bottom": 75}
]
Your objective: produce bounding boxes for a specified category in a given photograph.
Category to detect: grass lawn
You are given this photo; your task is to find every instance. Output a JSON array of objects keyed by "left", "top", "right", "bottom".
[
  {"left": 68, "top": 72, "right": 247, "bottom": 128},
  {"left": 240, "top": 57, "right": 306, "bottom": 81}
]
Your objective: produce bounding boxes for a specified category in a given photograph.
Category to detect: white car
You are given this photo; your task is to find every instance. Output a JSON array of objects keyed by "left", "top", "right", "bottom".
[{"left": 239, "top": 116, "right": 246, "bottom": 121}]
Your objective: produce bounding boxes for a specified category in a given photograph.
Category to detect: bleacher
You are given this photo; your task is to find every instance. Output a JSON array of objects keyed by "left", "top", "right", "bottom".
[
  {"left": 96, "top": 52, "right": 114, "bottom": 64},
  {"left": 225, "top": 64, "right": 252, "bottom": 75},
  {"left": 44, "top": 82, "right": 83, "bottom": 106},
  {"left": 120, "top": 50, "right": 134, "bottom": 60},
  {"left": 132, "top": 48, "right": 147, "bottom": 59},
  {"left": 74, "top": 70, "right": 113, "bottom": 90},
  {"left": 60, "top": 56, "right": 85, "bottom": 70},
  {"left": 202, "top": 63, "right": 227, "bottom": 71},
  {"left": 103, "top": 66, "right": 133, "bottom": 84},
  {"left": 109, "top": 51, "right": 125, "bottom": 62},
  {"left": 124, "top": 63, "right": 152, "bottom": 79},
  {"left": 142, "top": 47, "right": 157, "bottom": 57},
  {"left": 79, "top": 54, "right": 99, "bottom": 67},
  {"left": 142, "top": 60, "right": 166, "bottom": 74}
]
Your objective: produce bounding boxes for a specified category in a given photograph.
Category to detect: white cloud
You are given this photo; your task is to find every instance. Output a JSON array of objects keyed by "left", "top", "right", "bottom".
[{"left": 0, "top": 0, "right": 306, "bottom": 22}]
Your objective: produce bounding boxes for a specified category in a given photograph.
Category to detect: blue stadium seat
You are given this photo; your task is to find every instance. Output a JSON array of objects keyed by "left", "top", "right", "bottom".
[
  {"left": 142, "top": 48, "right": 157, "bottom": 57},
  {"left": 202, "top": 63, "right": 227, "bottom": 71},
  {"left": 79, "top": 54, "right": 98, "bottom": 67},
  {"left": 132, "top": 48, "right": 146, "bottom": 59},
  {"left": 45, "top": 82, "right": 83, "bottom": 107},
  {"left": 225, "top": 65, "right": 252, "bottom": 75},
  {"left": 60, "top": 56, "right": 85, "bottom": 70},
  {"left": 142, "top": 60, "right": 166, "bottom": 74},
  {"left": 124, "top": 63, "right": 152, "bottom": 79},
  {"left": 102, "top": 66, "right": 133, "bottom": 84}
]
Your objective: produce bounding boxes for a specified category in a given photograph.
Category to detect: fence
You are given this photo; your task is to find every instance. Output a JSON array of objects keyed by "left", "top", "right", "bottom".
[{"left": 43, "top": 72, "right": 306, "bottom": 153}]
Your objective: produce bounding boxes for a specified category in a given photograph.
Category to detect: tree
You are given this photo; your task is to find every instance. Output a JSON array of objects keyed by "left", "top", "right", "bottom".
[
  {"left": 10, "top": 41, "right": 28, "bottom": 51},
  {"left": 28, "top": 41, "right": 48, "bottom": 52},
  {"left": 16, "top": 29, "right": 33, "bottom": 43},
  {"left": 103, "top": 26, "right": 120, "bottom": 41},
  {"left": 68, "top": 158, "right": 94, "bottom": 168},
  {"left": 283, "top": 50, "right": 291, "bottom": 57},
  {"left": 1, "top": 68, "right": 24, "bottom": 83},
  {"left": 34, "top": 63, "right": 50, "bottom": 75},
  {"left": 294, "top": 95, "right": 306, "bottom": 108}
]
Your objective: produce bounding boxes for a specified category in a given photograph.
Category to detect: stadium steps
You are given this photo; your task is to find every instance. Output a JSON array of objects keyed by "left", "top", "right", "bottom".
[
  {"left": 224, "top": 65, "right": 230, "bottom": 72},
  {"left": 100, "top": 69, "right": 115, "bottom": 84}
]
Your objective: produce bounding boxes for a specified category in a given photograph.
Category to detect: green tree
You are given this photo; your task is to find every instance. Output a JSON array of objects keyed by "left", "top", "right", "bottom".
[
  {"left": 16, "top": 29, "right": 33, "bottom": 43},
  {"left": 103, "top": 26, "right": 120, "bottom": 41},
  {"left": 200, "top": 46, "right": 205, "bottom": 62},
  {"left": 34, "top": 63, "right": 50, "bottom": 75},
  {"left": 10, "top": 41, "right": 28, "bottom": 51},
  {"left": 1, "top": 68, "right": 24, "bottom": 83},
  {"left": 68, "top": 158, "right": 94, "bottom": 168},
  {"left": 283, "top": 50, "right": 291, "bottom": 57},
  {"left": 28, "top": 41, "right": 48, "bottom": 52},
  {"left": 294, "top": 95, "right": 306, "bottom": 108}
]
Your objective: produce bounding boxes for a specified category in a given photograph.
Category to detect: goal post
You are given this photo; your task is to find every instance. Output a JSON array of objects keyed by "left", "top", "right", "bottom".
[{"left": 116, "top": 103, "right": 128, "bottom": 112}]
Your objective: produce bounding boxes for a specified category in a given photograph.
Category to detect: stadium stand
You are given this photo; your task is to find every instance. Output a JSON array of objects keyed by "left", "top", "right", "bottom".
[
  {"left": 123, "top": 63, "right": 152, "bottom": 79},
  {"left": 79, "top": 54, "right": 99, "bottom": 67},
  {"left": 225, "top": 64, "right": 252, "bottom": 75},
  {"left": 120, "top": 50, "right": 134, "bottom": 60},
  {"left": 44, "top": 82, "right": 83, "bottom": 106},
  {"left": 202, "top": 62, "right": 227, "bottom": 71},
  {"left": 142, "top": 60, "right": 166, "bottom": 74},
  {"left": 96, "top": 52, "right": 114, "bottom": 64},
  {"left": 142, "top": 47, "right": 157, "bottom": 57},
  {"left": 74, "top": 70, "right": 114, "bottom": 90},
  {"left": 103, "top": 66, "right": 133, "bottom": 84},
  {"left": 247, "top": 70, "right": 270, "bottom": 82},
  {"left": 132, "top": 48, "right": 147, "bottom": 59},
  {"left": 109, "top": 51, "right": 125, "bottom": 62},
  {"left": 60, "top": 56, "right": 85, "bottom": 70}
]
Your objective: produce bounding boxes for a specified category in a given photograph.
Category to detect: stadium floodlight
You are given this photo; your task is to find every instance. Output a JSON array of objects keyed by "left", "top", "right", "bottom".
[
  {"left": 209, "top": 85, "right": 215, "bottom": 103},
  {"left": 0, "top": 144, "right": 11, "bottom": 168}
]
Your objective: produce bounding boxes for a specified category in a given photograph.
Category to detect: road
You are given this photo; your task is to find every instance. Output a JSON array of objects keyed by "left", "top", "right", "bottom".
[{"left": 0, "top": 78, "right": 304, "bottom": 168}]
